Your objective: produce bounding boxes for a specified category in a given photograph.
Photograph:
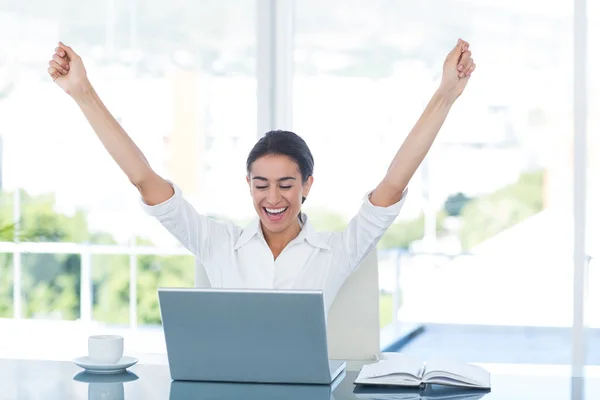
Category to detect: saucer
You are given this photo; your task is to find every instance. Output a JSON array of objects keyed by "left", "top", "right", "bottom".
[{"left": 73, "top": 356, "right": 139, "bottom": 374}]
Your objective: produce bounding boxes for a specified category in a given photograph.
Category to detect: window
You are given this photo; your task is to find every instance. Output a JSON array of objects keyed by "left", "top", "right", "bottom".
[
  {"left": 585, "top": 0, "right": 599, "bottom": 366},
  {"left": 0, "top": 1, "right": 594, "bottom": 368},
  {"left": 294, "top": 0, "right": 576, "bottom": 366},
  {"left": 0, "top": 1, "right": 256, "bottom": 335}
]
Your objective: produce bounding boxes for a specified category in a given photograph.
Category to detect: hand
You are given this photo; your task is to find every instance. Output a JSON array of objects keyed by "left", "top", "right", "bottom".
[
  {"left": 438, "top": 38, "right": 476, "bottom": 101},
  {"left": 47, "top": 42, "right": 91, "bottom": 98}
]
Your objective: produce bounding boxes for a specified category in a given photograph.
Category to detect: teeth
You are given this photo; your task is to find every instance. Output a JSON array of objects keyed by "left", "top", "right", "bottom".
[{"left": 266, "top": 207, "right": 286, "bottom": 214}]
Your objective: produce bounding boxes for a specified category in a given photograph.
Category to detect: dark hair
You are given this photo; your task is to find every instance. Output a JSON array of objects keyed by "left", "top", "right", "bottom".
[{"left": 246, "top": 130, "right": 314, "bottom": 206}]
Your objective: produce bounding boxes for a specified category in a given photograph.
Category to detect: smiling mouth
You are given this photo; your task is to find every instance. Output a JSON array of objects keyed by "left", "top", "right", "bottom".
[
  {"left": 262, "top": 206, "right": 289, "bottom": 222},
  {"left": 263, "top": 207, "right": 288, "bottom": 217}
]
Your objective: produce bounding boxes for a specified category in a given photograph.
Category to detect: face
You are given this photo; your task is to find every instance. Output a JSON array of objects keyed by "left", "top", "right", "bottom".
[{"left": 247, "top": 154, "right": 313, "bottom": 235}]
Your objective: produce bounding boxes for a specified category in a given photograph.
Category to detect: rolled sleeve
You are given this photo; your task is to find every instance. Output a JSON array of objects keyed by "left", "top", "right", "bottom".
[
  {"left": 139, "top": 180, "right": 181, "bottom": 217},
  {"left": 362, "top": 187, "right": 408, "bottom": 220}
]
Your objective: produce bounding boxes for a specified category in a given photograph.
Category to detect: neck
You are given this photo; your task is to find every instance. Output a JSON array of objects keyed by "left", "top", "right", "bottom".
[{"left": 262, "top": 219, "right": 302, "bottom": 259}]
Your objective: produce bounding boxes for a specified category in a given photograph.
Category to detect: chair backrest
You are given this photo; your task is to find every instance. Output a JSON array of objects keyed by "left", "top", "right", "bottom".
[
  {"left": 194, "top": 250, "right": 381, "bottom": 361},
  {"left": 326, "top": 250, "right": 380, "bottom": 361}
]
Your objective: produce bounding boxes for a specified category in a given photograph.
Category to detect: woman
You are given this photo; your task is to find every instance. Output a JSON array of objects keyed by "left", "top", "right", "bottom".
[{"left": 47, "top": 39, "right": 475, "bottom": 313}]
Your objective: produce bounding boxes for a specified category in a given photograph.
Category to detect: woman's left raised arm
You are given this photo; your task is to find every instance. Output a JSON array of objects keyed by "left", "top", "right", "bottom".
[{"left": 370, "top": 38, "right": 476, "bottom": 207}]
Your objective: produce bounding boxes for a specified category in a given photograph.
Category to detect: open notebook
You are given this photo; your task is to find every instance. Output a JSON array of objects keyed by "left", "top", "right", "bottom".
[{"left": 354, "top": 354, "right": 491, "bottom": 390}]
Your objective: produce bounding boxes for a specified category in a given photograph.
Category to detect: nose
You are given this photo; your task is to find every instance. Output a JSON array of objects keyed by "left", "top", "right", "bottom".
[{"left": 266, "top": 186, "right": 282, "bottom": 205}]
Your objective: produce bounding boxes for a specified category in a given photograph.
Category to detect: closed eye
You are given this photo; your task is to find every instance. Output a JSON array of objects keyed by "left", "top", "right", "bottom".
[
  {"left": 280, "top": 185, "right": 292, "bottom": 189},
  {"left": 256, "top": 186, "right": 268, "bottom": 190}
]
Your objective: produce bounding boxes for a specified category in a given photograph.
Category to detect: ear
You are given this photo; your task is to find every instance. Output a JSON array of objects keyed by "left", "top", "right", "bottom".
[
  {"left": 246, "top": 175, "right": 251, "bottom": 194},
  {"left": 302, "top": 175, "right": 314, "bottom": 199}
]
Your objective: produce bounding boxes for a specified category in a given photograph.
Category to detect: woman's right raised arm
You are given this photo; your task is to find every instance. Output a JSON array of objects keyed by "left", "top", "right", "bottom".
[{"left": 47, "top": 42, "right": 173, "bottom": 205}]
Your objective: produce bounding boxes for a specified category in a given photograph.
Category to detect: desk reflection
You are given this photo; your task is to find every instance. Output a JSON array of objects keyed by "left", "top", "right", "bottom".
[
  {"left": 353, "top": 384, "right": 491, "bottom": 400},
  {"left": 169, "top": 371, "right": 345, "bottom": 400},
  {"left": 73, "top": 371, "right": 139, "bottom": 400}
]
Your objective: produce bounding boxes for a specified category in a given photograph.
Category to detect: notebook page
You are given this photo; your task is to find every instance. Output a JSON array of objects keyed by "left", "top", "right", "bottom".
[
  {"left": 357, "top": 358, "right": 424, "bottom": 381},
  {"left": 423, "top": 376, "right": 481, "bottom": 388},
  {"left": 423, "top": 360, "right": 490, "bottom": 388}
]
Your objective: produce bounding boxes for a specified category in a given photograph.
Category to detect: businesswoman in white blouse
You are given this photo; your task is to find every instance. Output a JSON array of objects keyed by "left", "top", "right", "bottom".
[{"left": 47, "top": 39, "right": 476, "bottom": 313}]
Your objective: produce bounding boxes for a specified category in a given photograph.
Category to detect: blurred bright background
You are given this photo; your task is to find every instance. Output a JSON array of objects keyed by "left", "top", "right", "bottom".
[{"left": 0, "top": 0, "right": 598, "bottom": 366}]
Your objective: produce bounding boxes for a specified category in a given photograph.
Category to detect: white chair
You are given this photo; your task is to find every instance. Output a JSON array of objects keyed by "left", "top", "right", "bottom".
[
  {"left": 326, "top": 249, "right": 380, "bottom": 361},
  {"left": 194, "top": 249, "right": 381, "bottom": 362}
]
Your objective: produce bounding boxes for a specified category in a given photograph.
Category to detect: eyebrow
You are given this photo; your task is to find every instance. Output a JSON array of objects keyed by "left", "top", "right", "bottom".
[{"left": 252, "top": 176, "right": 296, "bottom": 182}]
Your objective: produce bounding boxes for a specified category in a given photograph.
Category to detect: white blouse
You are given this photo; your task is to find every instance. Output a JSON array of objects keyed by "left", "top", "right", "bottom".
[{"left": 141, "top": 183, "right": 407, "bottom": 312}]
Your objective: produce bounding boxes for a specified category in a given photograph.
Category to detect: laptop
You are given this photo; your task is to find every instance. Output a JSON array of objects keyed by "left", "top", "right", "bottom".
[{"left": 157, "top": 287, "right": 346, "bottom": 384}]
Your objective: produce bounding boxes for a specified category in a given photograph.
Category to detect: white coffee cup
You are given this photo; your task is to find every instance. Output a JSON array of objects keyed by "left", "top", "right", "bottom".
[{"left": 88, "top": 335, "right": 124, "bottom": 364}]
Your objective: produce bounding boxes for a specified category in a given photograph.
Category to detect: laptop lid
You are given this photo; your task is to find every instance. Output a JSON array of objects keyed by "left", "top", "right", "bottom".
[{"left": 158, "top": 288, "right": 342, "bottom": 384}]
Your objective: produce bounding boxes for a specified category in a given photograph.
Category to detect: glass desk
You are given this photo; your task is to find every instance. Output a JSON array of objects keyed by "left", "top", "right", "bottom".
[{"left": 0, "top": 357, "right": 599, "bottom": 399}]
